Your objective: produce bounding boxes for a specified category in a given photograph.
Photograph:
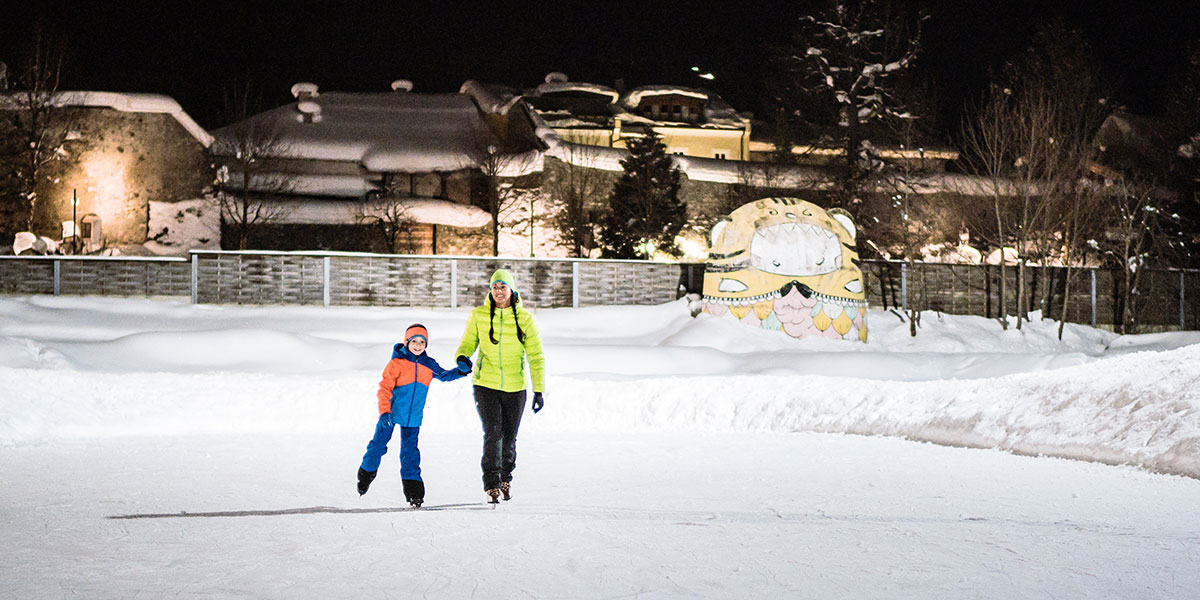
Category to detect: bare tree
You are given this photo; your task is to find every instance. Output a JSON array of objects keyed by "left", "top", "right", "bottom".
[
  {"left": 472, "top": 138, "right": 536, "bottom": 256},
  {"left": 1096, "top": 175, "right": 1187, "bottom": 334},
  {"left": 547, "top": 135, "right": 609, "bottom": 257},
  {"left": 957, "top": 22, "right": 1108, "bottom": 329},
  {"left": 354, "top": 177, "right": 420, "bottom": 254},
  {"left": 0, "top": 26, "right": 70, "bottom": 240},
  {"left": 210, "top": 79, "right": 296, "bottom": 250},
  {"left": 877, "top": 116, "right": 940, "bottom": 336}
]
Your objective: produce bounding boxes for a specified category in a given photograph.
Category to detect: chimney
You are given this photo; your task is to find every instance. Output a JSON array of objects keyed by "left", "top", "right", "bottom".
[{"left": 290, "top": 82, "right": 319, "bottom": 101}]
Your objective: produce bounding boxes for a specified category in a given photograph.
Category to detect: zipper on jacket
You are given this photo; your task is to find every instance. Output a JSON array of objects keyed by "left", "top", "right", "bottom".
[
  {"left": 405, "top": 354, "right": 418, "bottom": 425},
  {"left": 498, "top": 310, "right": 504, "bottom": 389}
]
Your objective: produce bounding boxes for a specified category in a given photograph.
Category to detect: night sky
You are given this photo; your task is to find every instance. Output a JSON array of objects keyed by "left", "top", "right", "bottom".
[{"left": 2, "top": 1, "right": 1197, "bottom": 131}]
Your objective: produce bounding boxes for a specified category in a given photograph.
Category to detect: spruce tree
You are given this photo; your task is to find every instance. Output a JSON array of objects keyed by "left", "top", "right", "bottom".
[{"left": 598, "top": 132, "right": 686, "bottom": 259}]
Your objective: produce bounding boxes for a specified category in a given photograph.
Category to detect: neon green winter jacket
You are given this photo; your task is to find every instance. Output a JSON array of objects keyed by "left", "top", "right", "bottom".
[{"left": 456, "top": 299, "right": 545, "bottom": 393}]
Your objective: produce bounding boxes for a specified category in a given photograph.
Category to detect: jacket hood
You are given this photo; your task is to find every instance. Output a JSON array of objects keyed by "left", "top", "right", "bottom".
[{"left": 392, "top": 343, "right": 423, "bottom": 360}]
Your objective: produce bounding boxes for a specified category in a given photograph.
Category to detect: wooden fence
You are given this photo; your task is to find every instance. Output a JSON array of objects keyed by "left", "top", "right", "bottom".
[{"left": 1, "top": 252, "right": 1196, "bottom": 329}]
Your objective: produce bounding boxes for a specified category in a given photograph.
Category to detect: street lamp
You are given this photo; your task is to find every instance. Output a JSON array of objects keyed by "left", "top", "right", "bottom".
[{"left": 71, "top": 189, "right": 78, "bottom": 254}]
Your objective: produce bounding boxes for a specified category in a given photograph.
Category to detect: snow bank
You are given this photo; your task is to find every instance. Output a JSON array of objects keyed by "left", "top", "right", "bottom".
[{"left": 0, "top": 296, "right": 1195, "bottom": 478}]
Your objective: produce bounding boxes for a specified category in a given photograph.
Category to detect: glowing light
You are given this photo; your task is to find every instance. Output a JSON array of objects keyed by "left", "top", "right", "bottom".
[{"left": 81, "top": 152, "right": 128, "bottom": 222}]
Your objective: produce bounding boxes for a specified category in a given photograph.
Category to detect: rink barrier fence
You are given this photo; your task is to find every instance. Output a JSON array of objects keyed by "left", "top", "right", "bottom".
[{"left": 0, "top": 252, "right": 1197, "bottom": 330}]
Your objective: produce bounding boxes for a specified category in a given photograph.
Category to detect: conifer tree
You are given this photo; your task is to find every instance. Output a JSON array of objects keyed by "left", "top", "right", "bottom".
[{"left": 598, "top": 131, "right": 685, "bottom": 259}]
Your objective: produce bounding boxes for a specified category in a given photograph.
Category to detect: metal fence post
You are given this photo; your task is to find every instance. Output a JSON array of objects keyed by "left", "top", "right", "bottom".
[
  {"left": 190, "top": 253, "right": 199, "bottom": 304},
  {"left": 323, "top": 256, "right": 331, "bottom": 308},
  {"left": 450, "top": 259, "right": 458, "bottom": 309},
  {"left": 900, "top": 262, "right": 908, "bottom": 313},
  {"left": 53, "top": 260, "right": 61, "bottom": 296},
  {"left": 572, "top": 261, "right": 580, "bottom": 308},
  {"left": 1181, "top": 270, "right": 1187, "bottom": 329},
  {"left": 1090, "top": 268, "right": 1097, "bottom": 328}
]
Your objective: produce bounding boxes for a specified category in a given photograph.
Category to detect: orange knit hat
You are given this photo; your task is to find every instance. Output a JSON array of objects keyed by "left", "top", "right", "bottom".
[{"left": 404, "top": 324, "right": 429, "bottom": 343}]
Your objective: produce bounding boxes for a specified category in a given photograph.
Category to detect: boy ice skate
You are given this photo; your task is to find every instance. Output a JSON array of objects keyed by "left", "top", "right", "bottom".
[{"left": 357, "top": 324, "right": 469, "bottom": 507}]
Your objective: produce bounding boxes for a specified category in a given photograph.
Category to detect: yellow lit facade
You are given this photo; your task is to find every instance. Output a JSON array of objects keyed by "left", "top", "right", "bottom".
[{"left": 525, "top": 82, "right": 752, "bottom": 162}]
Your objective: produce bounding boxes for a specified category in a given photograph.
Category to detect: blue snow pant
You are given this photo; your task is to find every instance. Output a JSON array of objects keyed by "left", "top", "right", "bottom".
[{"left": 360, "top": 414, "right": 421, "bottom": 482}]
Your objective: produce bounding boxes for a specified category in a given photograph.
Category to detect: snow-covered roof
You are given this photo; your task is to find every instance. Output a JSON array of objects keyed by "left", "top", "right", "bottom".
[
  {"left": 531, "top": 81, "right": 620, "bottom": 102},
  {"left": 241, "top": 197, "right": 489, "bottom": 227},
  {"left": 459, "top": 81, "right": 522, "bottom": 116},
  {"left": 0, "top": 91, "right": 214, "bottom": 147},
  {"left": 621, "top": 86, "right": 711, "bottom": 108},
  {"left": 211, "top": 92, "right": 499, "bottom": 173}
]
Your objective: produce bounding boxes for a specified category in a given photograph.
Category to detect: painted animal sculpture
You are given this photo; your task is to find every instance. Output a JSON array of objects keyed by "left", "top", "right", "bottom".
[{"left": 702, "top": 197, "right": 868, "bottom": 342}]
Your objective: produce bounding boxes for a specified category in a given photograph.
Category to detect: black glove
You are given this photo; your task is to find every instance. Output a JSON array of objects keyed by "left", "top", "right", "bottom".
[
  {"left": 457, "top": 355, "right": 472, "bottom": 371},
  {"left": 531, "top": 392, "right": 544, "bottom": 413}
]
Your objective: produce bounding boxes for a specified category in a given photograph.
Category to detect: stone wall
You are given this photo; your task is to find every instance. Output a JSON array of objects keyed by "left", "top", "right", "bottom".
[{"left": 37, "top": 107, "right": 212, "bottom": 246}]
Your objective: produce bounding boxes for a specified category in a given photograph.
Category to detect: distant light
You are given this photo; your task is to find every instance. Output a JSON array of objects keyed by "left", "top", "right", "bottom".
[{"left": 698, "top": 73, "right": 715, "bottom": 80}]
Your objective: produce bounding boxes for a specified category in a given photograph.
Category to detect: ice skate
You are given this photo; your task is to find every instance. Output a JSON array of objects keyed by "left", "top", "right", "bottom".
[{"left": 357, "top": 468, "right": 377, "bottom": 496}]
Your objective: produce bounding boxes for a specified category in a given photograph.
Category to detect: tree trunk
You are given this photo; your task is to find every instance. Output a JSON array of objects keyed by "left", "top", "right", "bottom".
[{"left": 1016, "top": 258, "right": 1026, "bottom": 330}]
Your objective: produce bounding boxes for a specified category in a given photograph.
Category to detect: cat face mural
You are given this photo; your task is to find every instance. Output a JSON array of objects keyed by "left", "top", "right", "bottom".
[{"left": 702, "top": 198, "right": 868, "bottom": 342}]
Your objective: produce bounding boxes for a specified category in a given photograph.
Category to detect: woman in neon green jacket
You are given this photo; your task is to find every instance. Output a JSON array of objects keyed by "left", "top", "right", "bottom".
[{"left": 455, "top": 269, "right": 546, "bottom": 503}]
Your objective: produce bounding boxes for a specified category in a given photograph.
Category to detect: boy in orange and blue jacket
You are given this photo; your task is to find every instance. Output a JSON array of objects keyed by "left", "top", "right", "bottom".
[{"left": 357, "top": 324, "right": 469, "bottom": 507}]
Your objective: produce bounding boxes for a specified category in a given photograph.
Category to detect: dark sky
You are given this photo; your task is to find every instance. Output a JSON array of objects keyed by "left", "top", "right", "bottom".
[{"left": 2, "top": 1, "right": 1197, "bottom": 130}]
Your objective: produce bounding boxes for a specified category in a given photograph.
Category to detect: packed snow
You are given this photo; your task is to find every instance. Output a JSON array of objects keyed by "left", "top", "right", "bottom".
[{"left": 1, "top": 295, "right": 1197, "bottom": 598}]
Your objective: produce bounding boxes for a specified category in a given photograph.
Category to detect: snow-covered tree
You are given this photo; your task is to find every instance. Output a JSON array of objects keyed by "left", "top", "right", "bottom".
[
  {"left": 598, "top": 131, "right": 685, "bottom": 259},
  {"left": 773, "top": 0, "right": 925, "bottom": 219}
]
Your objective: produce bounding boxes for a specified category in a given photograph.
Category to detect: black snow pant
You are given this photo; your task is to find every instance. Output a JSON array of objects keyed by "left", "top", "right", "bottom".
[{"left": 474, "top": 385, "right": 526, "bottom": 490}]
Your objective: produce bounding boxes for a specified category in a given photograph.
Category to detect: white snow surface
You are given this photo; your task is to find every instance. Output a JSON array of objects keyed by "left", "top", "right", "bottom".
[{"left": 1, "top": 296, "right": 1198, "bottom": 598}]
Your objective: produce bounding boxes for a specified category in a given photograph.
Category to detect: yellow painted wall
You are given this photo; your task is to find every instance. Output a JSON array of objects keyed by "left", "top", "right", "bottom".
[{"left": 553, "top": 123, "right": 750, "bottom": 161}]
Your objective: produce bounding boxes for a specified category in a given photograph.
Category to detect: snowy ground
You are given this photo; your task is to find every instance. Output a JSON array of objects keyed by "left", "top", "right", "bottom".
[{"left": 2, "top": 295, "right": 1199, "bottom": 598}]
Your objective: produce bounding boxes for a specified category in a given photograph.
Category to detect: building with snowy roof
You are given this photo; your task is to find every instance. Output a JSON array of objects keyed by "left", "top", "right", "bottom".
[
  {"left": 520, "top": 74, "right": 753, "bottom": 162},
  {"left": 208, "top": 82, "right": 506, "bottom": 254},
  {"left": 0, "top": 91, "right": 213, "bottom": 253}
]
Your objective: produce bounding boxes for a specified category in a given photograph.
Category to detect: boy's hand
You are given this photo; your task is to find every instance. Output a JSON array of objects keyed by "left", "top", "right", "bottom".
[
  {"left": 456, "top": 355, "right": 472, "bottom": 371},
  {"left": 531, "top": 392, "right": 544, "bottom": 414},
  {"left": 380, "top": 413, "right": 393, "bottom": 428}
]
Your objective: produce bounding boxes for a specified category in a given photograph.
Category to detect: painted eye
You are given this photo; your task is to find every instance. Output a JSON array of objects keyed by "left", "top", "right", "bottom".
[
  {"left": 719, "top": 278, "right": 749, "bottom": 292},
  {"left": 844, "top": 280, "right": 863, "bottom": 293}
]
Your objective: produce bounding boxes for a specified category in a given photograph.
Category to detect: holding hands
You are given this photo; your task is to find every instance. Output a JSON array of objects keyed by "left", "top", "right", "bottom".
[{"left": 456, "top": 355, "right": 473, "bottom": 375}]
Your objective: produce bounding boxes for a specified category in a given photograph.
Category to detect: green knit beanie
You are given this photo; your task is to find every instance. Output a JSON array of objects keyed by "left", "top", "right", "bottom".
[{"left": 490, "top": 269, "right": 517, "bottom": 295}]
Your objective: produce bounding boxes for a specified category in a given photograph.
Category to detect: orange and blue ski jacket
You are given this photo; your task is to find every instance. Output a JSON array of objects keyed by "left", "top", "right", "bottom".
[{"left": 377, "top": 344, "right": 465, "bottom": 427}]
